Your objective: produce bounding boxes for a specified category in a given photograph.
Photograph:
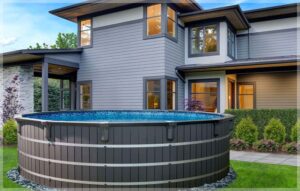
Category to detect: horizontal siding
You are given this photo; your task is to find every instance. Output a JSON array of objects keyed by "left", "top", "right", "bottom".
[
  {"left": 46, "top": 53, "right": 81, "bottom": 63},
  {"left": 78, "top": 21, "right": 167, "bottom": 109},
  {"left": 237, "top": 71, "right": 298, "bottom": 109},
  {"left": 237, "top": 29, "right": 297, "bottom": 59}
]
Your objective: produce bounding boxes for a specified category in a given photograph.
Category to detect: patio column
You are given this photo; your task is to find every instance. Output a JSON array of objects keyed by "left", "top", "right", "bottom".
[{"left": 42, "top": 62, "right": 48, "bottom": 112}]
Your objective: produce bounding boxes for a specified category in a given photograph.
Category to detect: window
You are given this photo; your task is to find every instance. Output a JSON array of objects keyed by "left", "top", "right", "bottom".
[
  {"left": 228, "top": 28, "right": 235, "bottom": 58},
  {"left": 238, "top": 83, "right": 255, "bottom": 109},
  {"left": 146, "top": 80, "right": 161, "bottom": 109},
  {"left": 80, "top": 19, "right": 92, "bottom": 47},
  {"left": 145, "top": 4, "right": 177, "bottom": 39},
  {"left": 146, "top": 4, "right": 162, "bottom": 36},
  {"left": 60, "top": 80, "right": 71, "bottom": 110},
  {"left": 167, "top": 80, "right": 176, "bottom": 110},
  {"left": 79, "top": 82, "right": 92, "bottom": 110},
  {"left": 190, "top": 24, "right": 218, "bottom": 56},
  {"left": 189, "top": 80, "right": 219, "bottom": 113},
  {"left": 167, "top": 7, "right": 176, "bottom": 37}
]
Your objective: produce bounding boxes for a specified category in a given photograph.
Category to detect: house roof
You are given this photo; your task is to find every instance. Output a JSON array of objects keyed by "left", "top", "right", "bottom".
[
  {"left": 50, "top": 0, "right": 202, "bottom": 22},
  {"left": 244, "top": 3, "right": 299, "bottom": 22},
  {"left": 176, "top": 55, "right": 299, "bottom": 72},
  {"left": 179, "top": 5, "right": 250, "bottom": 30}
]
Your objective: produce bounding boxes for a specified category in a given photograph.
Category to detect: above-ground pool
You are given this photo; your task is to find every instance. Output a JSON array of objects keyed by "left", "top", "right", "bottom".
[{"left": 16, "top": 110, "right": 234, "bottom": 189}]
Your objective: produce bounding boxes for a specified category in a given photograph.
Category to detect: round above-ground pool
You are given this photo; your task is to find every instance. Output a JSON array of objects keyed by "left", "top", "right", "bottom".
[{"left": 15, "top": 110, "right": 234, "bottom": 189}]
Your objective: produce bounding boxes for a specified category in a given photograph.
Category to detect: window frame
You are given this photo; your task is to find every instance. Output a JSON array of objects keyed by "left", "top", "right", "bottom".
[
  {"left": 78, "top": 18, "right": 93, "bottom": 48},
  {"left": 77, "top": 81, "right": 93, "bottom": 110},
  {"left": 227, "top": 27, "right": 236, "bottom": 59},
  {"left": 60, "top": 80, "right": 71, "bottom": 111},
  {"left": 188, "top": 78, "right": 220, "bottom": 113},
  {"left": 144, "top": 4, "right": 178, "bottom": 42},
  {"left": 143, "top": 76, "right": 178, "bottom": 110},
  {"left": 237, "top": 82, "right": 256, "bottom": 109},
  {"left": 188, "top": 22, "right": 220, "bottom": 57}
]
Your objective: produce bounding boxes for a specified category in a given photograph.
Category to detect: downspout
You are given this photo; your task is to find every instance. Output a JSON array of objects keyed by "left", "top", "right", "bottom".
[{"left": 175, "top": 69, "right": 185, "bottom": 83}]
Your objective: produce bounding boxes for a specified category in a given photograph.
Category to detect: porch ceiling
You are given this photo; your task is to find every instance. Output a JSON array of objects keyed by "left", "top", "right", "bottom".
[{"left": 33, "top": 64, "right": 77, "bottom": 76}]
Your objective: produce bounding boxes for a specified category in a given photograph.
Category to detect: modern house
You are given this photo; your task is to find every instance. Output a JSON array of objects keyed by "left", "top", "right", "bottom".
[{"left": 1, "top": 1, "right": 299, "bottom": 123}]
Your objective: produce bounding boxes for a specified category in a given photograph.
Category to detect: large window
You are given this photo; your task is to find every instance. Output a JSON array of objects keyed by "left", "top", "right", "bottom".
[
  {"left": 227, "top": 28, "right": 235, "bottom": 58},
  {"left": 146, "top": 4, "right": 177, "bottom": 39},
  {"left": 80, "top": 19, "right": 92, "bottom": 47},
  {"left": 190, "top": 24, "right": 218, "bottom": 56},
  {"left": 79, "top": 81, "right": 92, "bottom": 110},
  {"left": 60, "top": 80, "right": 71, "bottom": 110},
  {"left": 189, "top": 79, "right": 219, "bottom": 113},
  {"left": 238, "top": 83, "right": 255, "bottom": 109},
  {"left": 145, "top": 77, "right": 177, "bottom": 110}
]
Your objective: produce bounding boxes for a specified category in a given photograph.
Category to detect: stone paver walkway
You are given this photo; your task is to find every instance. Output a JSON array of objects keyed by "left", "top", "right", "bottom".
[{"left": 230, "top": 150, "right": 299, "bottom": 166}]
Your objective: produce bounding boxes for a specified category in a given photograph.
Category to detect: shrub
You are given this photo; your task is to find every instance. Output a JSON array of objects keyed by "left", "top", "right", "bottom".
[
  {"left": 253, "top": 140, "right": 279, "bottom": 152},
  {"left": 235, "top": 117, "right": 258, "bottom": 145},
  {"left": 3, "top": 119, "right": 18, "bottom": 145},
  {"left": 282, "top": 142, "right": 299, "bottom": 154},
  {"left": 264, "top": 118, "right": 286, "bottom": 144},
  {"left": 290, "top": 121, "right": 300, "bottom": 142},
  {"left": 230, "top": 139, "right": 250, "bottom": 151},
  {"left": 225, "top": 109, "right": 297, "bottom": 141}
]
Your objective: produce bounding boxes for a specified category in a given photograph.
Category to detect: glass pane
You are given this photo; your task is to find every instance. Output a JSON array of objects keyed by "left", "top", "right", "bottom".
[
  {"left": 191, "top": 27, "right": 204, "bottom": 39},
  {"left": 191, "top": 39, "right": 203, "bottom": 54},
  {"left": 63, "top": 90, "right": 71, "bottom": 110},
  {"left": 81, "top": 30, "right": 91, "bottom": 46},
  {"left": 191, "top": 82, "right": 217, "bottom": 94},
  {"left": 147, "top": 80, "right": 160, "bottom": 92},
  {"left": 167, "top": 7, "right": 175, "bottom": 20},
  {"left": 80, "top": 19, "right": 91, "bottom": 31},
  {"left": 167, "top": 19, "right": 176, "bottom": 37},
  {"left": 63, "top": 80, "right": 70, "bottom": 89},
  {"left": 167, "top": 80, "right": 176, "bottom": 93},
  {"left": 239, "top": 95, "right": 254, "bottom": 109},
  {"left": 147, "top": 17, "right": 161, "bottom": 36},
  {"left": 147, "top": 4, "right": 161, "bottom": 17},
  {"left": 167, "top": 80, "right": 176, "bottom": 110},
  {"left": 239, "top": 84, "right": 254, "bottom": 94},
  {"left": 147, "top": 92, "right": 160, "bottom": 109},
  {"left": 192, "top": 93, "right": 218, "bottom": 113},
  {"left": 205, "top": 25, "right": 217, "bottom": 53},
  {"left": 80, "top": 84, "right": 91, "bottom": 110}
]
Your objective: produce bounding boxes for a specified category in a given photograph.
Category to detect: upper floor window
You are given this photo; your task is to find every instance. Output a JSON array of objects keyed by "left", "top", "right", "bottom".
[
  {"left": 80, "top": 19, "right": 92, "bottom": 47},
  {"left": 228, "top": 28, "right": 235, "bottom": 58},
  {"left": 190, "top": 24, "right": 218, "bottom": 56},
  {"left": 146, "top": 4, "right": 177, "bottom": 39}
]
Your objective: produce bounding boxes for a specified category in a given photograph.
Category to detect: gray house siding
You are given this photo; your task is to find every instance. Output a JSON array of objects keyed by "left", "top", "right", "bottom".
[
  {"left": 237, "top": 29, "right": 297, "bottom": 59},
  {"left": 78, "top": 21, "right": 172, "bottom": 110}
]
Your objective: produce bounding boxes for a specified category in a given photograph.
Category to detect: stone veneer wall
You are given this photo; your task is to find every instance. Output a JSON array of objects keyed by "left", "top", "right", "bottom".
[{"left": 0, "top": 65, "right": 34, "bottom": 127}]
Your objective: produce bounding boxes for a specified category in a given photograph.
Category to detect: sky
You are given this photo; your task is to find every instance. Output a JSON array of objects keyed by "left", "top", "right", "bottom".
[{"left": 0, "top": 0, "right": 299, "bottom": 53}]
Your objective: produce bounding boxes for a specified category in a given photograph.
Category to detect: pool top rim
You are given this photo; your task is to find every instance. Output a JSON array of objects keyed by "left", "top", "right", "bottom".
[{"left": 15, "top": 110, "right": 234, "bottom": 126}]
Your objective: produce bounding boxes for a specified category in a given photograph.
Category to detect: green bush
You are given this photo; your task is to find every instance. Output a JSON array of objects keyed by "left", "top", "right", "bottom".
[
  {"left": 3, "top": 119, "right": 18, "bottom": 145},
  {"left": 230, "top": 139, "right": 250, "bottom": 151},
  {"left": 253, "top": 140, "right": 279, "bottom": 152},
  {"left": 264, "top": 118, "right": 286, "bottom": 144},
  {"left": 225, "top": 109, "right": 297, "bottom": 141},
  {"left": 235, "top": 117, "right": 258, "bottom": 145},
  {"left": 282, "top": 142, "right": 299, "bottom": 154},
  {"left": 290, "top": 121, "right": 300, "bottom": 142}
]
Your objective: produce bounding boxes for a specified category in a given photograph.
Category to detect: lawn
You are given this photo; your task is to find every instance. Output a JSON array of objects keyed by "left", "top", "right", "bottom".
[{"left": 1, "top": 146, "right": 299, "bottom": 189}]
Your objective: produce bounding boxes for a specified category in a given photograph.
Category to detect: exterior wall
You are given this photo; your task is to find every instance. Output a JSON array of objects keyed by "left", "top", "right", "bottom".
[
  {"left": 237, "top": 71, "right": 298, "bottom": 109},
  {"left": 184, "top": 22, "right": 232, "bottom": 65},
  {"left": 0, "top": 66, "right": 34, "bottom": 125},
  {"left": 184, "top": 71, "right": 227, "bottom": 113},
  {"left": 237, "top": 17, "right": 298, "bottom": 59}
]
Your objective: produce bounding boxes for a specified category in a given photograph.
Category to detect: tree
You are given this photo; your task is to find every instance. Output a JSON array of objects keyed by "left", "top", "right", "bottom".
[{"left": 28, "top": 32, "right": 77, "bottom": 49}]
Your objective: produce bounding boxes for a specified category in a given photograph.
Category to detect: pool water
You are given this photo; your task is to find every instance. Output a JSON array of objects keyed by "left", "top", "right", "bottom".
[{"left": 24, "top": 110, "right": 223, "bottom": 123}]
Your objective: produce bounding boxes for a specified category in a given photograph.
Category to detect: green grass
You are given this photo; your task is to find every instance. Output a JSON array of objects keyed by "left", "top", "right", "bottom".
[
  {"left": 228, "top": 160, "right": 299, "bottom": 189},
  {"left": 1, "top": 146, "right": 299, "bottom": 190}
]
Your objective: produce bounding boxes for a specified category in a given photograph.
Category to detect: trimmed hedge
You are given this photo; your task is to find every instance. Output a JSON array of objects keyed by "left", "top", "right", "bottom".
[
  {"left": 225, "top": 109, "right": 298, "bottom": 141},
  {"left": 3, "top": 119, "right": 18, "bottom": 145}
]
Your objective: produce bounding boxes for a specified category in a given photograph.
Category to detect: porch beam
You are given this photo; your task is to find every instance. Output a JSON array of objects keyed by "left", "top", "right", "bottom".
[{"left": 42, "top": 62, "right": 49, "bottom": 112}]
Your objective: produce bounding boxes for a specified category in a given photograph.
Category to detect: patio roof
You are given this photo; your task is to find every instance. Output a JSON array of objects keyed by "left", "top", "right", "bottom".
[{"left": 176, "top": 55, "right": 300, "bottom": 73}]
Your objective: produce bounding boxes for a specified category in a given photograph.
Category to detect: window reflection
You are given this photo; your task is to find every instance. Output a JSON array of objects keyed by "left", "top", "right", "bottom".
[
  {"left": 80, "top": 19, "right": 91, "bottom": 47},
  {"left": 147, "top": 80, "right": 161, "bottom": 109},
  {"left": 146, "top": 4, "right": 162, "bottom": 36},
  {"left": 238, "top": 84, "right": 254, "bottom": 109}
]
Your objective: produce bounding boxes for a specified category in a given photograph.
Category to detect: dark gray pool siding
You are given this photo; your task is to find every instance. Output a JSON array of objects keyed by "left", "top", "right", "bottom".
[{"left": 17, "top": 117, "right": 233, "bottom": 188}]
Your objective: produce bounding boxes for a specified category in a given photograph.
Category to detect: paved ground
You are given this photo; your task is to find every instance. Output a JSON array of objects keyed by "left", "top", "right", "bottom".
[{"left": 230, "top": 150, "right": 299, "bottom": 166}]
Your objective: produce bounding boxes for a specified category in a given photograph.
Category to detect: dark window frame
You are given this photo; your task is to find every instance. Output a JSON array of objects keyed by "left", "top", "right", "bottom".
[
  {"left": 143, "top": 76, "right": 178, "bottom": 110},
  {"left": 188, "top": 78, "right": 220, "bottom": 113},
  {"left": 143, "top": 4, "right": 178, "bottom": 42},
  {"left": 188, "top": 22, "right": 220, "bottom": 57},
  {"left": 78, "top": 18, "right": 93, "bottom": 48},
  {"left": 237, "top": 82, "right": 256, "bottom": 109},
  {"left": 77, "top": 81, "right": 93, "bottom": 110}
]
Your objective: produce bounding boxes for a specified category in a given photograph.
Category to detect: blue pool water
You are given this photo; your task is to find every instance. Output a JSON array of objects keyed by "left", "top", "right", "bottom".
[{"left": 23, "top": 110, "right": 223, "bottom": 122}]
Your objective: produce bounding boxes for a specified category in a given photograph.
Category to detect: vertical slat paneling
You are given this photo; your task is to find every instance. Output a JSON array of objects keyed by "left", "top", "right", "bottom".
[
  {"left": 74, "top": 125, "right": 82, "bottom": 189},
  {"left": 61, "top": 125, "right": 68, "bottom": 188},
  {"left": 67, "top": 125, "right": 75, "bottom": 188}
]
